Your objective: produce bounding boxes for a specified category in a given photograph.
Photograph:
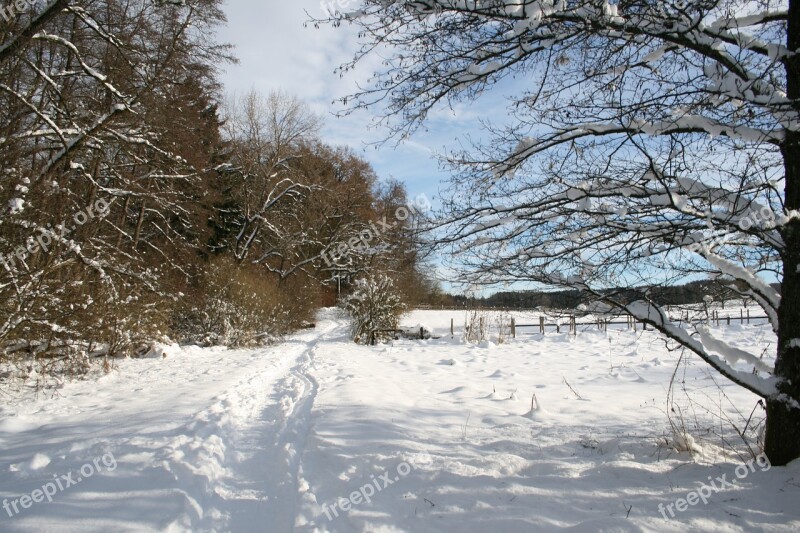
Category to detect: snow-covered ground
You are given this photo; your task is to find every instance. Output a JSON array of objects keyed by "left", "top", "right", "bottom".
[{"left": 1, "top": 308, "right": 798, "bottom": 532}]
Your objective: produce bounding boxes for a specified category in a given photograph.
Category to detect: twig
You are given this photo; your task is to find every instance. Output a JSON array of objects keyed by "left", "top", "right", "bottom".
[{"left": 562, "top": 377, "right": 584, "bottom": 400}]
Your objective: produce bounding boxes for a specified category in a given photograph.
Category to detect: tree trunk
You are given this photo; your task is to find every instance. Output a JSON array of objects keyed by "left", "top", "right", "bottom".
[{"left": 765, "top": 0, "right": 800, "bottom": 466}]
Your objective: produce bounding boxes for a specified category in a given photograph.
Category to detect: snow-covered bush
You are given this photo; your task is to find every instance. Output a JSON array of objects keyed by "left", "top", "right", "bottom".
[
  {"left": 173, "top": 258, "right": 318, "bottom": 347},
  {"left": 343, "top": 274, "right": 406, "bottom": 344}
]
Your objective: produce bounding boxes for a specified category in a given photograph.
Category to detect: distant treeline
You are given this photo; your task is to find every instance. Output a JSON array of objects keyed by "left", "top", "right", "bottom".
[{"left": 436, "top": 280, "right": 772, "bottom": 310}]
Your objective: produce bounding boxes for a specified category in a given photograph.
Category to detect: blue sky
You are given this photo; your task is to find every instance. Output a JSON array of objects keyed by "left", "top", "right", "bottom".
[{"left": 216, "top": 0, "right": 465, "bottom": 206}]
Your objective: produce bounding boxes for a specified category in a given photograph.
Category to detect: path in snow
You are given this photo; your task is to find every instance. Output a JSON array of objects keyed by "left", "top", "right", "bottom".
[
  {"left": 0, "top": 310, "right": 343, "bottom": 532},
  {"left": 2, "top": 309, "right": 800, "bottom": 532}
]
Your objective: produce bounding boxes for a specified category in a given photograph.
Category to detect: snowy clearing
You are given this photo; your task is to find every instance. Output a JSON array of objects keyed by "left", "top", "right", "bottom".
[{"left": 1, "top": 308, "right": 799, "bottom": 532}]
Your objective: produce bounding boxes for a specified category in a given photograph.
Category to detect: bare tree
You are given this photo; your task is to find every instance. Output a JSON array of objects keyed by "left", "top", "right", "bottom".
[
  {"left": 219, "top": 90, "right": 322, "bottom": 264},
  {"left": 321, "top": 0, "right": 800, "bottom": 464}
]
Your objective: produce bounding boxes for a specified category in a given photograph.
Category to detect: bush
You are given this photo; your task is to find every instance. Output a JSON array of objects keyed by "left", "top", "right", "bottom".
[
  {"left": 343, "top": 274, "right": 406, "bottom": 344},
  {"left": 0, "top": 271, "right": 166, "bottom": 389},
  {"left": 172, "top": 257, "right": 318, "bottom": 347}
]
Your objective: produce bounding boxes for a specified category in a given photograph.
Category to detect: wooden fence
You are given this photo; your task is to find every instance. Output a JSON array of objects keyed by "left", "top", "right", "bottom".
[
  {"left": 437, "top": 309, "right": 769, "bottom": 339},
  {"left": 509, "top": 309, "right": 768, "bottom": 337}
]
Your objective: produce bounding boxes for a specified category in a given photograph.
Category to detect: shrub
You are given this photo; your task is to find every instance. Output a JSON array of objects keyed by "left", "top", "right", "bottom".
[
  {"left": 343, "top": 274, "right": 406, "bottom": 344},
  {"left": 172, "top": 257, "right": 318, "bottom": 347}
]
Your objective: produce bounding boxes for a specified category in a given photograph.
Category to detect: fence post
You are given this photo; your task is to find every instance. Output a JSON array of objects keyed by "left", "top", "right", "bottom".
[
  {"left": 451, "top": 318, "right": 454, "bottom": 338},
  {"left": 747, "top": 308, "right": 750, "bottom": 324},
  {"left": 726, "top": 315, "right": 730, "bottom": 325},
  {"left": 740, "top": 308, "right": 743, "bottom": 323},
  {"left": 511, "top": 317, "right": 516, "bottom": 339},
  {"left": 570, "top": 316, "right": 576, "bottom": 336},
  {"left": 540, "top": 316, "right": 545, "bottom": 334},
  {"left": 420, "top": 327, "right": 424, "bottom": 340}
]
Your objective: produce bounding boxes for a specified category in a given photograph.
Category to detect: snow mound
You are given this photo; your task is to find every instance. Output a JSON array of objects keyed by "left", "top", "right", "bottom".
[
  {"left": 143, "top": 342, "right": 182, "bottom": 359},
  {"left": 399, "top": 323, "right": 433, "bottom": 339},
  {"left": 525, "top": 394, "right": 548, "bottom": 419},
  {"left": 28, "top": 453, "right": 51, "bottom": 470},
  {"left": 670, "top": 430, "right": 704, "bottom": 455}
]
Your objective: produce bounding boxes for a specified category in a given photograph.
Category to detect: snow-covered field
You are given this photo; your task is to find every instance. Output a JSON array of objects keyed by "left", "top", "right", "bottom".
[{"left": 1, "top": 308, "right": 798, "bottom": 532}]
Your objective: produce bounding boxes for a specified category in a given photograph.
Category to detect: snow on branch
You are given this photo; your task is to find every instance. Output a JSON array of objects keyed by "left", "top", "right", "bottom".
[
  {"left": 35, "top": 103, "right": 130, "bottom": 185},
  {"left": 0, "top": 0, "right": 69, "bottom": 65},
  {"left": 624, "top": 300, "right": 778, "bottom": 399},
  {"left": 702, "top": 251, "right": 780, "bottom": 318},
  {"left": 696, "top": 325, "right": 773, "bottom": 374}
]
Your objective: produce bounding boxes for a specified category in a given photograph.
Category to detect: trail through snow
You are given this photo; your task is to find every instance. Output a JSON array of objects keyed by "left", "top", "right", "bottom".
[
  {"left": 1, "top": 308, "right": 799, "bottom": 532},
  {"left": 0, "top": 310, "right": 341, "bottom": 532}
]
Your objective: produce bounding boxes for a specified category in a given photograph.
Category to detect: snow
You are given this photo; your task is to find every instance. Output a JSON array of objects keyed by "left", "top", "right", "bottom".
[
  {"left": 624, "top": 301, "right": 778, "bottom": 397},
  {"left": 0, "top": 308, "right": 798, "bottom": 531},
  {"left": 7, "top": 198, "right": 24, "bottom": 214},
  {"left": 142, "top": 342, "right": 182, "bottom": 359},
  {"left": 696, "top": 325, "right": 773, "bottom": 374}
]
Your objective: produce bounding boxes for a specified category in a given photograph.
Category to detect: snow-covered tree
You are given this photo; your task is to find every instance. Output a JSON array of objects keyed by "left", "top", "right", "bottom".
[
  {"left": 322, "top": 0, "right": 800, "bottom": 464},
  {"left": 344, "top": 274, "right": 406, "bottom": 343},
  {"left": 219, "top": 90, "right": 321, "bottom": 266},
  {"left": 217, "top": 93, "right": 386, "bottom": 285},
  {"left": 0, "top": 0, "right": 230, "bottom": 352}
]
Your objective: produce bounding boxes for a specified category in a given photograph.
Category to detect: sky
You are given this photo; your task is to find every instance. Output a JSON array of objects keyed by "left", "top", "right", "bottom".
[
  {"left": 214, "top": 0, "right": 514, "bottom": 293},
  {"left": 215, "top": 0, "right": 472, "bottom": 208}
]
